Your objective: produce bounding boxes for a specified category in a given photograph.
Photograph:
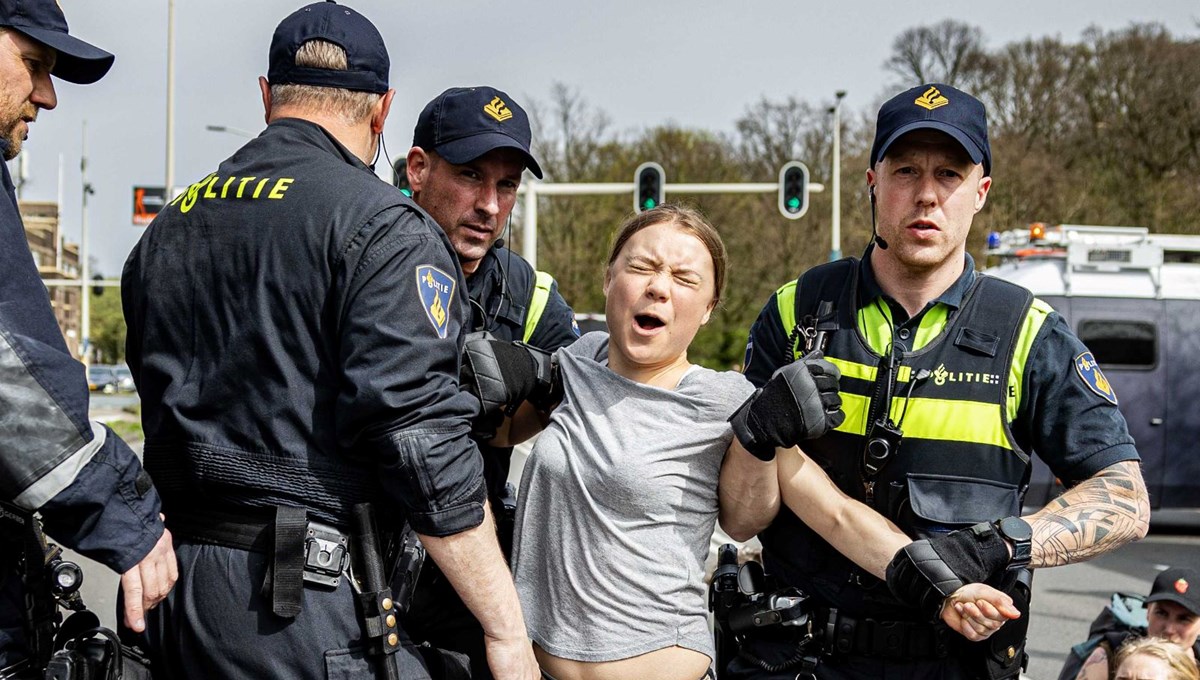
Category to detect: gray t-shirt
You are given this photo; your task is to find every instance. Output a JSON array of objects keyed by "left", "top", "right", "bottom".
[{"left": 512, "top": 332, "right": 754, "bottom": 662}]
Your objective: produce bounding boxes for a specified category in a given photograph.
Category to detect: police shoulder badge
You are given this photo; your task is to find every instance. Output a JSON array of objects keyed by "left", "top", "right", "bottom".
[
  {"left": 1074, "top": 351, "right": 1118, "bottom": 405},
  {"left": 416, "top": 265, "right": 456, "bottom": 339}
]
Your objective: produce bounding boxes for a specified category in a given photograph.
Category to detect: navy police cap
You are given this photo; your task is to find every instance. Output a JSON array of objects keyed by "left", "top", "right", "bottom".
[
  {"left": 870, "top": 83, "right": 991, "bottom": 176},
  {"left": 268, "top": 1, "right": 389, "bottom": 95},
  {"left": 0, "top": 0, "right": 113, "bottom": 84},
  {"left": 414, "top": 86, "right": 543, "bottom": 179}
]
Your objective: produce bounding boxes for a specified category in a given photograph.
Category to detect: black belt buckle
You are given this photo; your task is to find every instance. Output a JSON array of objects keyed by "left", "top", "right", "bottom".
[{"left": 303, "top": 520, "right": 349, "bottom": 588}]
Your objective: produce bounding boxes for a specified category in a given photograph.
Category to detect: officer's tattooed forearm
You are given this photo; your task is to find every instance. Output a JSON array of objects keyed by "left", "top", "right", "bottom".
[{"left": 1026, "top": 460, "right": 1150, "bottom": 568}]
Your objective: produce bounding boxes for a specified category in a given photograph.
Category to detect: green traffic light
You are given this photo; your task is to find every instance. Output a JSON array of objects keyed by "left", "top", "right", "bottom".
[
  {"left": 787, "top": 197, "right": 800, "bottom": 210},
  {"left": 643, "top": 198, "right": 657, "bottom": 210}
]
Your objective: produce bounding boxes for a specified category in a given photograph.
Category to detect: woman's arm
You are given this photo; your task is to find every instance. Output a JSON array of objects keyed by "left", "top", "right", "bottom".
[
  {"left": 717, "top": 440, "right": 781, "bottom": 541},
  {"left": 776, "top": 447, "right": 909, "bottom": 577},
  {"left": 486, "top": 403, "right": 550, "bottom": 448}
]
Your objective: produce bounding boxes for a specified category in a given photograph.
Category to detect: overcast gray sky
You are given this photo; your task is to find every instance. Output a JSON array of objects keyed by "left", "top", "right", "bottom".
[{"left": 15, "top": 0, "right": 1199, "bottom": 276}]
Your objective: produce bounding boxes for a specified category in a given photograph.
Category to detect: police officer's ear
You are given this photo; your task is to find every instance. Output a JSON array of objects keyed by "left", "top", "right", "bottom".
[
  {"left": 259, "top": 76, "right": 273, "bottom": 124},
  {"left": 369, "top": 88, "right": 396, "bottom": 136},
  {"left": 973, "top": 174, "right": 992, "bottom": 213},
  {"left": 406, "top": 147, "right": 432, "bottom": 196}
]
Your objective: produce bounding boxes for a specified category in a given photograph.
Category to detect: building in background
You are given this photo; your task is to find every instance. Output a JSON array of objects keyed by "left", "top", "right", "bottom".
[{"left": 22, "top": 200, "right": 82, "bottom": 358}]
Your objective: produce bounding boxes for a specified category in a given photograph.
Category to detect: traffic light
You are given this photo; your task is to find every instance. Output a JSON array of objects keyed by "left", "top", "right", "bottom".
[
  {"left": 633, "top": 162, "right": 665, "bottom": 213},
  {"left": 778, "top": 161, "right": 810, "bottom": 219},
  {"left": 392, "top": 156, "right": 411, "bottom": 197},
  {"left": 91, "top": 274, "right": 104, "bottom": 297}
]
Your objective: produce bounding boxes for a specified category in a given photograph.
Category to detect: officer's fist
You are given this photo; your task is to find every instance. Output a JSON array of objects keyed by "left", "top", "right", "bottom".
[
  {"left": 886, "top": 521, "right": 1014, "bottom": 616},
  {"left": 460, "top": 334, "right": 561, "bottom": 420},
  {"left": 729, "top": 351, "right": 844, "bottom": 461}
]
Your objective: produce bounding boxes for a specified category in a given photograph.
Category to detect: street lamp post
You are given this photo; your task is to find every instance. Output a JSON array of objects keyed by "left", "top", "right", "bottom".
[
  {"left": 79, "top": 122, "right": 94, "bottom": 364},
  {"left": 830, "top": 89, "right": 846, "bottom": 262}
]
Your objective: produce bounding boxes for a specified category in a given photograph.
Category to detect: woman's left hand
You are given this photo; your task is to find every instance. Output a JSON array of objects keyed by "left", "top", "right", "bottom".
[{"left": 939, "top": 582, "right": 1021, "bottom": 642}]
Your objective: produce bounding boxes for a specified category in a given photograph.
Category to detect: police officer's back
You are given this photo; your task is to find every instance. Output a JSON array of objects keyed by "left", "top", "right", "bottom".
[{"left": 121, "top": 4, "right": 538, "bottom": 678}]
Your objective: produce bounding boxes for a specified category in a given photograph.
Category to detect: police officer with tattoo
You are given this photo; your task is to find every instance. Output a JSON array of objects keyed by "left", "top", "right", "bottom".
[
  {"left": 723, "top": 83, "right": 1152, "bottom": 680},
  {"left": 0, "top": 1, "right": 176, "bottom": 673},
  {"left": 401, "top": 86, "right": 578, "bottom": 679},
  {"left": 120, "top": 4, "right": 538, "bottom": 678}
]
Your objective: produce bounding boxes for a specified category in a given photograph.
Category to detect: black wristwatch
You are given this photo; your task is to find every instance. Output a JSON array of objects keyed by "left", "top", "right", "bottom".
[{"left": 995, "top": 516, "right": 1033, "bottom": 569}]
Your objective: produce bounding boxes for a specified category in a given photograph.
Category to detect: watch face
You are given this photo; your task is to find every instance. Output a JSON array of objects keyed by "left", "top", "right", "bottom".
[{"left": 999, "top": 516, "right": 1033, "bottom": 542}]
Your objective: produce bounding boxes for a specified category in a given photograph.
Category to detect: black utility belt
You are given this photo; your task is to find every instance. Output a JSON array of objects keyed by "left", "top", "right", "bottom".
[
  {"left": 812, "top": 607, "right": 951, "bottom": 660},
  {"left": 169, "top": 506, "right": 351, "bottom": 591}
]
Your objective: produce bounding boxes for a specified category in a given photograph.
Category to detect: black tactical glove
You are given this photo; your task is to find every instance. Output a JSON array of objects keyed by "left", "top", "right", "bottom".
[
  {"left": 728, "top": 351, "right": 844, "bottom": 461},
  {"left": 885, "top": 521, "right": 1013, "bottom": 616},
  {"left": 460, "top": 333, "right": 561, "bottom": 419}
]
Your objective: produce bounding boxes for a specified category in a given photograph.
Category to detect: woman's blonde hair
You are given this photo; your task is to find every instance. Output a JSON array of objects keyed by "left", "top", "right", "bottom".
[
  {"left": 605, "top": 204, "right": 727, "bottom": 305},
  {"left": 1114, "top": 637, "right": 1200, "bottom": 680}
]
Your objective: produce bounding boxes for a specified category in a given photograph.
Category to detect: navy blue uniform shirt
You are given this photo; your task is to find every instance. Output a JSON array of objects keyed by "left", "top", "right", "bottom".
[
  {"left": 0, "top": 136, "right": 161, "bottom": 569},
  {"left": 744, "top": 247, "right": 1138, "bottom": 486},
  {"left": 123, "top": 119, "right": 486, "bottom": 536},
  {"left": 1, "top": 137, "right": 162, "bottom": 666},
  {"left": 466, "top": 244, "right": 578, "bottom": 351}
]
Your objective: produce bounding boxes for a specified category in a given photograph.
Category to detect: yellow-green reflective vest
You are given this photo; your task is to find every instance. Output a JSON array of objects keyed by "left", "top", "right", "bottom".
[
  {"left": 523, "top": 271, "right": 554, "bottom": 343},
  {"left": 761, "top": 258, "right": 1053, "bottom": 617}
]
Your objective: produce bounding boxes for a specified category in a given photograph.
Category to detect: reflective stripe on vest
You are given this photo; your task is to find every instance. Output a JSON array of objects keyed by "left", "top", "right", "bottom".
[
  {"left": 773, "top": 279, "right": 1052, "bottom": 425},
  {"left": 523, "top": 271, "right": 554, "bottom": 343}
]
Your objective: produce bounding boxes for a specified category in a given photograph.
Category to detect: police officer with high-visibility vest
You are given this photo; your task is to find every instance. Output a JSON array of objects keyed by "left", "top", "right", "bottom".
[
  {"left": 120, "top": 4, "right": 539, "bottom": 678},
  {"left": 401, "top": 86, "right": 578, "bottom": 680},
  {"left": 723, "top": 83, "right": 1152, "bottom": 680}
]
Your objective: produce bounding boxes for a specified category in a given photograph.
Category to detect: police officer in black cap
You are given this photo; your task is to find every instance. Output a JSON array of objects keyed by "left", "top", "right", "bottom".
[
  {"left": 0, "top": 0, "right": 176, "bottom": 671},
  {"left": 121, "top": 3, "right": 538, "bottom": 678},
  {"left": 723, "top": 83, "right": 1152, "bottom": 679},
  {"left": 400, "top": 86, "right": 578, "bottom": 680}
]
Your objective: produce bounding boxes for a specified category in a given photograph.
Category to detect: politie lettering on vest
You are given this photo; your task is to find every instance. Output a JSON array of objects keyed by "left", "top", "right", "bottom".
[
  {"left": 119, "top": 3, "right": 539, "bottom": 678},
  {"left": 170, "top": 174, "right": 296, "bottom": 213},
  {"left": 725, "top": 82, "right": 1150, "bottom": 680}
]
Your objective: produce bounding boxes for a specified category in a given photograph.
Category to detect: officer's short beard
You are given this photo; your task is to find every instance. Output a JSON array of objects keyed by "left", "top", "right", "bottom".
[{"left": 0, "top": 99, "right": 34, "bottom": 161}]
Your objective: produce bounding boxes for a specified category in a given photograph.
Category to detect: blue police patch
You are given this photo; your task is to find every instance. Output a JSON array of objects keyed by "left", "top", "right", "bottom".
[
  {"left": 1074, "top": 351, "right": 1118, "bottom": 405},
  {"left": 416, "top": 265, "right": 456, "bottom": 339},
  {"left": 743, "top": 338, "right": 754, "bottom": 372}
]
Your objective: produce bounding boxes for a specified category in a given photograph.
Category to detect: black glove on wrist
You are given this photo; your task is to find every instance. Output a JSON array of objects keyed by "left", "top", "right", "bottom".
[
  {"left": 728, "top": 351, "right": 844, "bottom": 461},
  {"left": 461, "top": 334, "right": 561, "bottom": 418},
  {"left": 886, "top": 521, "right": 1013, "bottom": 615}
]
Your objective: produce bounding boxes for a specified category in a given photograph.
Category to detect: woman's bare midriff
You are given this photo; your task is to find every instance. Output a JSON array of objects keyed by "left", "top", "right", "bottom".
[{"left": 535, "top": 643, "right": 711, "bottom": 680}]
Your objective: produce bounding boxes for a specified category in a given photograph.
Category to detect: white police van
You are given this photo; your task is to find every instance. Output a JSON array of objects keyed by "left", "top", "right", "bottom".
[{"left": 985, "top": 224, "right": 1200, "bottom": 510}]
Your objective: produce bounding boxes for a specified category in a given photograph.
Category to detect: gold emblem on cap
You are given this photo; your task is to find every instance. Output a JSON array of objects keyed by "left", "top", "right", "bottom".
[
  {"left": 914, "top": 86, "right": 950, "bottom": 111},
  {"left": 484, "top": 96, "right": 513, "bottom": 123},
  {"left": 1176, "top": 578, "right": 1189, "bottom": 594}
]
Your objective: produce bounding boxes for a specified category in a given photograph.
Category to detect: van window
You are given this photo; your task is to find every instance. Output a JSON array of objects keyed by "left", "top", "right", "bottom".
[{"left": 1077, "top": 320, "right": 1156, "bottom": 367}]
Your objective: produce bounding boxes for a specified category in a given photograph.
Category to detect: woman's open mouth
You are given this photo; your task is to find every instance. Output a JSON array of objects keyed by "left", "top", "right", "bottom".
[{"left": 634, "top": 313, "right": 666, "bottom": 334}]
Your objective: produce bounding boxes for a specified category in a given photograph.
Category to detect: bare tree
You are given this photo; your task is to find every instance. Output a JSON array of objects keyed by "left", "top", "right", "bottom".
[
  {"left": 885, "top": 20, "right": 988, "bottom": 88},
  {"left": 529, "top": 82, "right": 614, "bottom": 182}
]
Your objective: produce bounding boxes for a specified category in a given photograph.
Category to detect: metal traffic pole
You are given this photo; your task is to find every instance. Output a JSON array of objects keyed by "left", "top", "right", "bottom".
[
  {"left": 515, "top": 180, "right": 825, "bottom": 267},
  {"left": 830, "top": 89, "right": 846, "bottom": 261}
]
